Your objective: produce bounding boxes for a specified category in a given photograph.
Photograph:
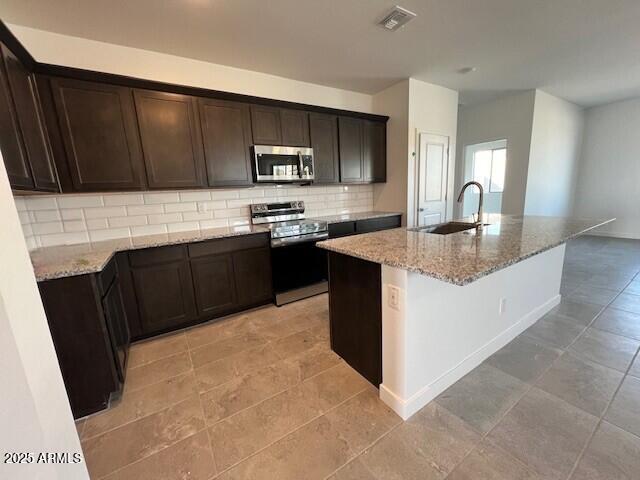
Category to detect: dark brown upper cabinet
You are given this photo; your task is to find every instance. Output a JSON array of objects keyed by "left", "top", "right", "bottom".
[
  {"left": 280, "top": 109, "right": 310, "bottom": 146},
  {"left": 363, "top": 119, "right": 386, "bottom": 183},
  {"left": 134, "top": 90, "right": 207, "bottom": 189},
  {"left": 198, "top": 98, "right": 253, "bottom": 187},
  {"left": 0, "top": 44, "right": 58, "bottom": 191},
  {"left": 309, "top": 113, "right": 339, "bottom": 184},
  {"left": 50, "top": 77, "right": 146, "bottom": 191},
  {"left": 250, "top": 105, "right": 310, "bottom": 147},
  {"left": 338, "top": 116, "right": 364, "bottom": 183},
  {"left": 338, "top": 116, "right": 386, "bottom": 184}
]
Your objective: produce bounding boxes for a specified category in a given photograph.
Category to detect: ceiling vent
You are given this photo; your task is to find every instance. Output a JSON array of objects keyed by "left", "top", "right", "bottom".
[{"left": 378, "top": 6, "right": 417, "bottom": 31}]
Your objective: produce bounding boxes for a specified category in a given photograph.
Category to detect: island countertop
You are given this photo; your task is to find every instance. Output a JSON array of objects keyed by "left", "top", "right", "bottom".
[{"left": 316, "top": 214, "right": 614, "bottom": 286}]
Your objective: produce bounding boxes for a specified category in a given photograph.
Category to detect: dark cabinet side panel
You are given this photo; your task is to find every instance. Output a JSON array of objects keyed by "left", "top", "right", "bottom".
[
  {"left": 250, "top": 105, "right": 282, "bottom": 145},
  {"left": 50, "top": 77, "right": 146, "bottom": 191},
  {"left": 280, "top": 109, "right": 310, "bottom": 147},
  {"left": 328, "top": 252, "right": 381, "bottom": 386},
  {"left": 309, "top": 113, "right": 339, "bottom": 184},
  {"left": 0, "top": 45, "right": 32, "bottom": 189},
  {"left": 338, "top": 116, "right": 364, "bottom": 183},
  {"left": 233, "top": 247, "right": 272, "bottom": 306},
  {"left": 355, "top": 215, "right": 401, "bottom": 233},
  {"left": 363, "top": 120, "right": 386, "bottom": 183},
  {"left": 134, "top": 89, "right": 207, "bottom": 189},
  {"left": 199, "top": 98, "right": 253, "bottom": 186},
  {"left": 2, "top": 45, "right": 58, "bottom": 191},
  {"left": 191, "top": 253, "right": 238, "bottom": 318}
]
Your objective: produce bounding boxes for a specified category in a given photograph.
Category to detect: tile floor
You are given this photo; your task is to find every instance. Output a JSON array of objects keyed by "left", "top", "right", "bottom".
[{"left": 76, "top": 235, "right": 640, "bottom": 479}]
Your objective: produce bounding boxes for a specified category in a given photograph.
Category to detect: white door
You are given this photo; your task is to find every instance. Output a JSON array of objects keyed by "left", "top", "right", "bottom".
[{"left": 417, "top": 133, "right": 449, "bottom": 226}]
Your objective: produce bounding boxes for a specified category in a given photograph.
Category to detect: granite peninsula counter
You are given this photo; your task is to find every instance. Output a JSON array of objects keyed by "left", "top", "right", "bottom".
[{"left": 316, "top": 214, "right": 614, "bottom": 419}]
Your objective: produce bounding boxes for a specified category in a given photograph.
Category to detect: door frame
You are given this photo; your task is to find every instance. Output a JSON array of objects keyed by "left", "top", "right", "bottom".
[{"left": 411, "top": 131, "right": 452, "bottom": 227}]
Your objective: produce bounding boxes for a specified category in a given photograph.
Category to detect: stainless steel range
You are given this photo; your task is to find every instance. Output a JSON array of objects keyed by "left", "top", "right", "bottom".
[{"left": 251, "top": 201, "right": 328, "bottom": 305}]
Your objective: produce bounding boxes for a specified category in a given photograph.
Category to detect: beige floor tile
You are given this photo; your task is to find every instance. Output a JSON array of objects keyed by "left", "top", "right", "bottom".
[
  {"left": 593, "top": 307, "right": 640, "bottom": 340},
  {"left": 281, "top": 343, "right": 342, "bottom": 381},
  {"left": 447, "top": 440, "right": 541, "bottom": 480},
  {"left": 549, "top": 298, "right": 603, "bottom": 324},
  {"left": 328, "top": 458, "right": 377, "bottom": 480},
  {"left": 487, "top": 387, "right": 598, "bottom": 480},
  {"left": 185, "top": 315, "right": 255, "bottom": 350},
  {"left": 82, "top": 395, "right": 205, "bottom": 478},
  {"left": 604, "top": 375, "right": 640, "bottom": 437},
  {"left": 75, "top": 419, "right": 86, "bottom": 438},
  {"left": 571, "top": 421, "right": 640, "bottom": 480},
  {"left": 569, "top": 328, "right": 640, "bottom": 372},
  {"left": 325, "top": 387, "right": 401, "bottom": 454},
  {"left": 630, "top": 356, "right": 640, "bottom": 378},
  {"left": 273, "top": 324, "right": 330, "bottom": 360},
  {"left": 525, "top": 315, "right": 587, "bottom": 349},
  {"left": 218, "top": 416, "right": 352, "bottom": 480},
  {"left": 486, "top": 335, "right": 562, "bottom": 384},
  {"left": 201, "top": 360, "right": 301, "bottom": 425},
  {"left": 83, "top": 372, "right": 197, "bottom": 439},
  {"left": 252, "top": 309, "right": 327, "bottom": 341},
  {"left": 611, "top": 292, "right": 640, "bottom": 315},
  {"left": 189, "top": 332, "right": 267, "bottom": 369},
  {"left": 125, "top": 352, "right": 192, "bottom": 392},
  {"left": 128, "top": 333, "right": 188, "bottom": 369},
  {"left": 436, "top": 363, "right": 528, "bottom": 434},
  {"left": 300, "top": 362, "right": 369, "bottom": 412},
  {"left": 208, "top": 382, "right": 323, "bottom": 471},
  {"left": 102, "top": 430, "right": 215, "bottom": 480}
]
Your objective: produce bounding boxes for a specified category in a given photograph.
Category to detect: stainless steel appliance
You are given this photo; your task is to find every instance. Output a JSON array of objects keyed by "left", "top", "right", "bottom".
[
  {"left": 252, "top": 145, "right": 314, "bottom": 183},
  {"left": 251, "top": 201, "right": 328, "bottom": 305}
]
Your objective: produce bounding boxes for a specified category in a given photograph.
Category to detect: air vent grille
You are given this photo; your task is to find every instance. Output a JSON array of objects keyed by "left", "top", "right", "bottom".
[{"left": 378, "top": 6, "right": 417, "bottom": 31}]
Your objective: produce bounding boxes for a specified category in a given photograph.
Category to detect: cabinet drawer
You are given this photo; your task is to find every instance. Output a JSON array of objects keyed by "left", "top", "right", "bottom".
[
  {"left": 355, "top": 215, "right": 401, "bottom": 233},
  {"left": 97, "top": 256, "right": 117, "bottom": 296},
  {"left": 328, "top": 221, "right": 356, "bottom": 238},
  {"left": 129, "top": 245, "right": 186, "bottom": 267},
  {"left": 188, "top": 233, "right": 269, "bottom": 258}
]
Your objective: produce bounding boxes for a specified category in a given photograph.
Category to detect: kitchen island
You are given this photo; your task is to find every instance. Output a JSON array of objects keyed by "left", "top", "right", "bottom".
[{"left": 316, "top": 214, "right": 614, "bottom": 419}]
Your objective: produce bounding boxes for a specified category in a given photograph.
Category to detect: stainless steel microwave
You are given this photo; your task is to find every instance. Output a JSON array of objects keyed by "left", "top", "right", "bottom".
[{"left": 252, "top": 145, "right": 314, "bottom": 183}]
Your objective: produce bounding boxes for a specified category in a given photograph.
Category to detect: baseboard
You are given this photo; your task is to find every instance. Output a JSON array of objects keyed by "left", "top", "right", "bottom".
[{"left": 379, "top": 293, "right": 561, "bottom": 420}]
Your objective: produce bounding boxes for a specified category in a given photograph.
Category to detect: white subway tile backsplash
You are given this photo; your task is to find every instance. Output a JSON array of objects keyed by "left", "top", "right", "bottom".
[
  {"left": 131, "top": 224, "right": 167, "bottom": 236},
  {"left": 56, "top": 195, "right": 103, "bottom": 209},
  {"left": 164, "top": 202, "right": 197, "bottom": 213},
  {"left": 84, "top": 206, "right": 128, "bottom": 219},
  {"left": 179, "top": 191, "right": 211, "bottom": 202},
  {"left": 144, "top": 192, "right": 180, "bottom": 204},
  {"left": 103, "top": 193, "right": 145, "bottom": 206},
  {"left": 108, "top": 215, "right": 148, "bottom": 228},
  {"left": 17, "top": 184, "right": 374, "bottom": 249},
  {"left": 148, "top": 213, "right": 182, "bottom": 225},
  {"left": 126, "top": 204, "right": 164, "bottom": 216}
]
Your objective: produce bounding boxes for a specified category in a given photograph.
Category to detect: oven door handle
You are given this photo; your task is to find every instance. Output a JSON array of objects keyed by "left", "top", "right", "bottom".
[
  {"left": 270, "top": 231, "right": 329, "bottom": 248},
  {"left": 297, "top": 151, "right": 304, "bottom": 178}
]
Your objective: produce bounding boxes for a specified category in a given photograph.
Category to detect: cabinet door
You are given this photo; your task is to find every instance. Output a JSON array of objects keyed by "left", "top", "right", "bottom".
[
  {"left": 131, "top": 257, "right": 197, "bottom": 334},
  {"left": 199, "top": 98, "right": 253, "bottom": 186},
  {"left": 309, "top": 113, "right": 339, "bottom": 184},
  {"left": 250, "top": 105, "right": 282, "bottom": 145},
  {"left": 2, "top": 46, "right": 58, "bottom": 191},
  {"left": 363, "top": 120, "right": 386, "bottom": 183},
  {"left": 134, "top": 90, "right": 206, "bottom": 189},
  {"left": 280, "top": 109, "right": 310, "bottom": 146},
  {"left": 233, "top": 247, "right": 272, "bottom": 306},
  {"left": 191, "top": 253, "right": 238, "bottom": 318},
  {"left": 102, "top": 278, "right": 130, "bottom": 382},
  {"left": 0, "top": 47, "right": 32, "bottom": 189},
  {"left": 51, "top": 77, "right": 146, "bottom": 191},
  {"left": 338, "top": 116, "right": 363, "bottom": 183}
]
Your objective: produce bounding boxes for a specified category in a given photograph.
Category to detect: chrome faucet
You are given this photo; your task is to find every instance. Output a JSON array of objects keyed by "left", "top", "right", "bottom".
[{"left": 457, "top": 181, "right": 484, "bottom": 227}]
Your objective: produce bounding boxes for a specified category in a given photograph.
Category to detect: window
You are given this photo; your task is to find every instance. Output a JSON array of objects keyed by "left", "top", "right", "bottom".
[{"left": 472, "top": 147, "right": 506, "bottom": 193}]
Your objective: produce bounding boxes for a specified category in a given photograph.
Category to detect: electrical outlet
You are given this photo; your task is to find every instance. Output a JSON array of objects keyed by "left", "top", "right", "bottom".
[
  {"left": 388, "top": 285, "right": 400, "bottom": 311},
  {"left": 499, "top": 297, "right": 507, "bottom": 315}
]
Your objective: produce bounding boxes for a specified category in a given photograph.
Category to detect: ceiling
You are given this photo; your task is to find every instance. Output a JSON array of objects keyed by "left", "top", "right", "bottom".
[{"left": 2, "top": 0, "right": 640, "bottom": 107}]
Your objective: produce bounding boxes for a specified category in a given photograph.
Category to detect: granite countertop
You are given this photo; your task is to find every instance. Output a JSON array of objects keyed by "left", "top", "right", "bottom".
[
  {"left": 310, "top": 211, "right": 402, "bottom": 224},
  {"left": 316, "top": 214, "right": 615, "bottom": 286},
  {"left": 30, "top": 225, "right": 269, "bottom": 282}
]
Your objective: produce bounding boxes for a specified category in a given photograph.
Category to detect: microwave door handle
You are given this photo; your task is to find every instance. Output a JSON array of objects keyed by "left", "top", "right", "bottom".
[{"left": 297, "top": 151, "right": 304, "bottom": 178}]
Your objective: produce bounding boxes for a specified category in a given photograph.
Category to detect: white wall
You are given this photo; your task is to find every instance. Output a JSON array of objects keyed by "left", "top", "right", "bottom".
[
  {"left": 573, "top": 97, "right": 640, "bottom": 238},
  {"left": 8, "top": 24, "right": 373, "bottom": 113},
  {"left": 456, "top": 91, "right": 536, "bottom": 216},
  {"left": 525, "top": 91, "right": 584, "bottom": 216},
  {"left": 372, "top": 79, "right": 459, "bottom": 226},
  {"left": 0, "top": 156, "right": 87, "bottom": 479}
]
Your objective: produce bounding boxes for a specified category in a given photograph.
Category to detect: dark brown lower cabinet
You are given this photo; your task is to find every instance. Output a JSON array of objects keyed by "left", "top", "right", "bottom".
[
  {"left": 191, "top": 253, "right": 238, "bottom": 318},
  {"left": 328, "top": 252, "right": 382, "bottom": 386},
  {"left": 233, "top": 247, "right": 272, "bottom": 306}
]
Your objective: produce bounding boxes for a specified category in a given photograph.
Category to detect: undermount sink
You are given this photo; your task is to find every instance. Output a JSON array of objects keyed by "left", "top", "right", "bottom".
[{"left": 411, "top": 221, "right": 487, "bottom": 235}]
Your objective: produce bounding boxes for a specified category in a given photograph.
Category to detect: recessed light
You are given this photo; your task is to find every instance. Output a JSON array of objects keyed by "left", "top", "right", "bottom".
[{"left": 458, "top": 67, "right": 477, "bottom": 74}]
